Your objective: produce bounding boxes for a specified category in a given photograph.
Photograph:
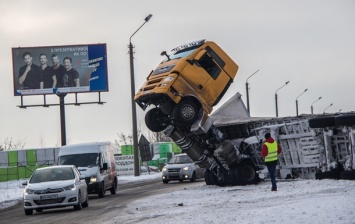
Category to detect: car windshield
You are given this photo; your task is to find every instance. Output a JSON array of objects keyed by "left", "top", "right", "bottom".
[
  {"left": 58, "top": 153, "right": 99, "bottom": 167},
  {"left": 29, "top": 167, "right": 75, "bottom": 183},
  {"left": 168, "top": 155, "right": 193, "bottom": 164}
]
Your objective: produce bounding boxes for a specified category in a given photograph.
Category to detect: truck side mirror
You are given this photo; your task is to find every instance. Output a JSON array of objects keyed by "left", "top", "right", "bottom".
[
  {"left": 194, "top": 50, "right": 207, "bottom": 61},
  {"left": 102, "top": 163, "right": 108, "bottom": 170}
]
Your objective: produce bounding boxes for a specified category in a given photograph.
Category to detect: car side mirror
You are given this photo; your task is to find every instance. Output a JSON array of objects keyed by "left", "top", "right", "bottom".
[
  {"left": 102, "top": 163, "right": 108, "bottom": 170},
  {"left": 22, "top": 181, "right": 28, "bottom": 186}
]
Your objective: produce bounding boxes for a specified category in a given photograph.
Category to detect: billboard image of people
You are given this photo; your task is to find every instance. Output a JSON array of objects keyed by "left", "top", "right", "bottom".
[{"left": 12, "top": 43, "right": 108, "bottom": 96}]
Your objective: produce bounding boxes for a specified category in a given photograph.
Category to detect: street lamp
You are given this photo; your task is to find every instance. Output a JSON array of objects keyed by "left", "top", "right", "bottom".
[
  {"left": 275, "top": 81, "right": 290, "bottom": 117},
  {"left": 295, "top": 88, "right": 308, "bottom": 116},
  {"left": 129, "top": 14, "right": 153, "bottom": 176},
  {"left": 323, "top": 103, "right": 333, "bottom": 114},
  {"left": 245, "top": 69, "right": 259, "bottom": 115},
  {"left": 311, "top": 96, "right": 322, "bottom": 114}
]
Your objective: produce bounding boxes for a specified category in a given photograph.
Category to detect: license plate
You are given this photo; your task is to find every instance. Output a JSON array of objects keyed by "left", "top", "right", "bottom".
[{"left": 40, "top": 194, "right": 58, "bottom": 200}]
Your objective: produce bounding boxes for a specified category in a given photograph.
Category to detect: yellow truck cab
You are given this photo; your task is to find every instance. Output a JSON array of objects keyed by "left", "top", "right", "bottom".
[{"left": 135, "top": 40, "right": 239, "bottom": 132}]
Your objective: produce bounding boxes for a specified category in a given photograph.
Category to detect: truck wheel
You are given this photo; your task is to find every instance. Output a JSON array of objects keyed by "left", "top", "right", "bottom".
[
  {"left": 145, "top": 108, "right": 168, "bottom": 132},
  {"left": 204, "top": 170, "right": 212, "bottom": 185},
  {"left": 233, "top": 161, "right": 257, "bottom": 186},
  {"left": 190, "top": 172, "right": 197, "bottom": 182},
  {"left": 340, "top": 171, "right": 355, "bottom": 180},
  {"left": 173, "top": 99, "right": 199, "bottom": 125},
  {"left": 98, "top": 182, "right": 105, "bottom": 198},
  {"left": 308, "top": 116, "right": 335, "bottom": 128},
  {"left": 110, "top": 179, "right": 117, "bottom": 195},
  {"left": 335, "top": 115, "right": 355, "bottom": 126},
  {"left": 315, "top": 171, "right": 340, "bottom": 180}
]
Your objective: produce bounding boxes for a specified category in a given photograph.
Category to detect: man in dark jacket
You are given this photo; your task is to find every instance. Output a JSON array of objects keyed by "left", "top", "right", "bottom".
[{"left": 261, "top": 132, "right": 282, "bottom": 191}]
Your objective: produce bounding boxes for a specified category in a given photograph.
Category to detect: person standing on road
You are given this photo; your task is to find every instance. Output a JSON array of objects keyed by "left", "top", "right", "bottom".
[{"left": 261, "top": 132, "right": 282, "bottom": 191}]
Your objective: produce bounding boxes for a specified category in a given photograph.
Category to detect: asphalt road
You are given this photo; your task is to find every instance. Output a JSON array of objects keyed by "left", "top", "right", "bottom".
[{"left": 0, "top": 178, "right": 205, "bottom": 224}]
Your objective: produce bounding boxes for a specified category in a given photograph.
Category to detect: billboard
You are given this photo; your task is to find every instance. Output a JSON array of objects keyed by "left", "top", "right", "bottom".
[{"left": 12, "top": 43, "right": 108, "bottom": 96}]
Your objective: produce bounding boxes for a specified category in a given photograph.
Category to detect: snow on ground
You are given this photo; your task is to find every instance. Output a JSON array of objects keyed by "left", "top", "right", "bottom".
[{"left": 1, "top": 174, "right": 355, "bottom": 224}]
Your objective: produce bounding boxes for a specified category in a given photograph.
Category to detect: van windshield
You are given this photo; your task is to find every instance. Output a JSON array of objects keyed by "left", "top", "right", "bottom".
[{"left": 59, "top": 153, "right": 99, "bottom": 167}]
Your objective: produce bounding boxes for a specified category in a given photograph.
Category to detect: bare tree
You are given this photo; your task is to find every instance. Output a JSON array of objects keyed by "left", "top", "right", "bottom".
[{"left": 0, "top": 137, "right": 26, "bottom": 151}]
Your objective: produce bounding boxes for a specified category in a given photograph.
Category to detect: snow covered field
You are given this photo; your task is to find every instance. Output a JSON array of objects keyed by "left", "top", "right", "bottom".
[{"left": 1, "top": 174, "right": 355, "bottom": 224}]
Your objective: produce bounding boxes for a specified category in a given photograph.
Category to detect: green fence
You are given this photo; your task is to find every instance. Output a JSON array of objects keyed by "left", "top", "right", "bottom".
[{"left": 0, "top": 162, "right": 52, "bottom": 182}]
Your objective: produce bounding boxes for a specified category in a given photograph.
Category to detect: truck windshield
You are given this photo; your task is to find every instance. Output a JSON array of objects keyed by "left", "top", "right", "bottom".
[
  {"left": 59, "top": 153, "right": 99, "bottom": 167},
  {"left": 168, "top": 155, "right": 193, "bottom": 164},
  {"left": 164, "top": 48, "right": 196, "bottom": 62}
]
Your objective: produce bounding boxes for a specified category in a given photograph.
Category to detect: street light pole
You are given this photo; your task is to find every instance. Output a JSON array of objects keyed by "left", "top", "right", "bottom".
[
  {"left": 323, "top": 103, "right": 333, "bottom": 114},
  {"left": 245, "top": 69, "right": 259, "bottom": 115},
  {"left": 129, "top": 14, "right": 153, "bottom": 176},
  {"left": 311, "top": 96, "right": 322, "bottom": 114},
  {"left": 275, "top": 81, "right": 290, "bottom": 117},
  {"left": 295, "top": 88, "right": 308, "bottom": 116}
]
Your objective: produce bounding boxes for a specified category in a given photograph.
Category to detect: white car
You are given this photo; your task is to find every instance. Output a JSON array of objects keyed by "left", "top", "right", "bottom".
[
  {"left": 162, "top": 153, "right": 205, "bottom": 184},
  {"left": 22, "top": 165, "right": 88, "bottom": 215}
]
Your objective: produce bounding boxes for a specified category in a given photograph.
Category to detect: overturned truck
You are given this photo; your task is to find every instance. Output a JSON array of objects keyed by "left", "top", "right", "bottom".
[{"left": 135, "top": 39, "right": 355, "bottom": 186}]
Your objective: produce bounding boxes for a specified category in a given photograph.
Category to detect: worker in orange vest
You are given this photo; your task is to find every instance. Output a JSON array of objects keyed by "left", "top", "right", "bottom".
[{"left": 261, "top": 133, "right": 282, "bottom": 191}]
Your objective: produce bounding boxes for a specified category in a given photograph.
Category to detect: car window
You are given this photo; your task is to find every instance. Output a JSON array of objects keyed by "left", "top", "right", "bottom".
[{"left": 29, "top": 167, "right": 75, "bottom": 183}]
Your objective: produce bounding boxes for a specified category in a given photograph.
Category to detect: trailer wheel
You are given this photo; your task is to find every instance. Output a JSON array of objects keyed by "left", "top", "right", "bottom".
[
  {"left": 173, "top": 99, "right": 199, "bottom": 125},
  {"left": 340, "top": 171, "right": 355, "bottom": 180},
  {"left": 233, "top": 161, "right": 258, "bottom": 186},
  {"left": 145, "top": 108, "right": 168, "bottom": 132},
  {"left": 308, "top": 116, "right": 335, "bottom": 128},
  {"left": 335, "top": 115, "right": 355, "bottom": 126},
  {"left": 315, "top": 171, "right": 340, "bottom": 180}
]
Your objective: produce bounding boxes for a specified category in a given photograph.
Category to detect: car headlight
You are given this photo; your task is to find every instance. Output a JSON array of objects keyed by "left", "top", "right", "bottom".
[
  {"left": 163, "top": 77, "right": 174, "bottom": 82},
  {"left": 162, "top": 167, "right": 167, "bottom": 172},
  {"left": 63, "top": 184, "right": 76, "bottom": 191},
  {"left": 25, "top": 188, "right": 35, "bottom": 194},
  {"left": 183, "top": 167, "right": 189, "bottom": 171},
  {"left": 90, "top": 176, "right": 97, "bottom": 183}
]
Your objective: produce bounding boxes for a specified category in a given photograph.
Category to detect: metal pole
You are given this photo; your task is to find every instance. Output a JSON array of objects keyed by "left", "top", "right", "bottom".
[
  {"left": 311, "top": 96, "right": 322, "bottom": 115},
  {"left": 129, "top": 14, "right": 152, "bottom": 177},
  {"left": 58, "top": 93, "right": 67, "bottom": 146},
  {"left": 275, "top": 93, "right": 278, "bottom": 117},
  {"left": 311, "top": 105, "right": 313, "bottom": 115},
  {"left": 296, "top": 100, "right": 299, "bottom": 116},
  {"left": 246, "top": 82, "right": 250, "bottom": 114},
  {"left": 295, "top": 88, "right": 308, "bottom": 116}
]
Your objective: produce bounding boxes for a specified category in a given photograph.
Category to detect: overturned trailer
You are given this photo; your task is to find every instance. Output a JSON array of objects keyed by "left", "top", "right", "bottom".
[{"left": 163, "top": 93, "right": 355, "bottom": 185}]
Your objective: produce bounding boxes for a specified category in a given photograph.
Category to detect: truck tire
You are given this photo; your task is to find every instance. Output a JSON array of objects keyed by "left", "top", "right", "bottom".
[
  {"left": 204, "top": 169, "right": 217, "bottom": 185},
  {"left": 173, "top": 99, "right": 199, "bottom": 125},
  {"left": 315, "top": 171, "right": 340, "bottom": 180},
  {"left": 340, "top": 171, "right": 355, "bottom": 180},
  {"left": 335, "top": 115, "right": 355, "bottom": 126},
  {"left": 98, "top": 182, "right": 105, "bottom": 198},
  {"left": 145, "top": 108, "right": 168, "bottom": 132},
  {"left": 308, "top": 116, "right": 335, "bottom": 128},
  {"left": 233, "top": 161, "right": 257, "bottom": 186}
]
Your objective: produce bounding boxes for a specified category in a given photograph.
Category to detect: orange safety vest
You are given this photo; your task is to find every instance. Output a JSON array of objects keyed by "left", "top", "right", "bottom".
[{"left": 264, "top": 141, "right": 278, "bottom": 162}]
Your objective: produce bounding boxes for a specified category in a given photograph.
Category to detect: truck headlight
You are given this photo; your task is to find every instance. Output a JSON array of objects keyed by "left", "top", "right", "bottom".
[
  {"left": 162, "top": 167, "right": 167, "bottom": 172},
  {"left": 183, "top": 167, "right": 189, "bottom": 171},
  {"left": 90, "top": 176, "right": 97, "bottom": 183},
  {"left": 63, "top": 184, "right": 76, "bottom": 191},
  {"left": 163, "top": 77, "right": 174, "bottom": 82}
]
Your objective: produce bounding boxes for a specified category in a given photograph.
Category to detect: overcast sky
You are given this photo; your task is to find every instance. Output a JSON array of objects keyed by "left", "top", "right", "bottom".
[{"left": 1, "top": 0, "right": 354, "bottom": 148}]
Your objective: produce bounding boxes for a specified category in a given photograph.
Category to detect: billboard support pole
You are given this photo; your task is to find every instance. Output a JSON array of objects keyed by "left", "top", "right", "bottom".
[{"left": 57, "top": 93, "right": 67, "bottom": 146}]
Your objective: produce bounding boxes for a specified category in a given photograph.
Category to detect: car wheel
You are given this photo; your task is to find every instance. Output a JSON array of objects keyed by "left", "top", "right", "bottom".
[
  {"left": 98, "top": 182, "right": 105, "bottom": 198},
  {"left": 335, "top": 115, "right": 355, "bottom": 126},
  {"left": 145, "top": 108, "right": 168, "bottom": 132},
  {"left": 36, "top": 208, "right": 43, "bottom": 213},
  {"left": 233, "top": 161, "right": 257, "bottom": 185},
  {"left": 309, "top": 116, "right": 335, "bottom": 128},
  {"left": 74, "top": 192, "right": 82, "bottom": 210},
  {"left": 190, "top": 172, "right": 197, "bottom": 182},
  {"left": 110, "top": 179, "right": 117, "bottom": 195},
  {"left": 163, "top": 180, "right": 169, "bottom": 184},
  {"left": 82, "top": 193, "right": 89, "bottom": 208},
  {"left": 179, "top": 180, "right": 183, "bottom": 182},
  {"left": 25, "top": 209, "right": 33, "bottom": 216},
  {"left": 173, "top": 99, "right": 199, "bottom": 125}
]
